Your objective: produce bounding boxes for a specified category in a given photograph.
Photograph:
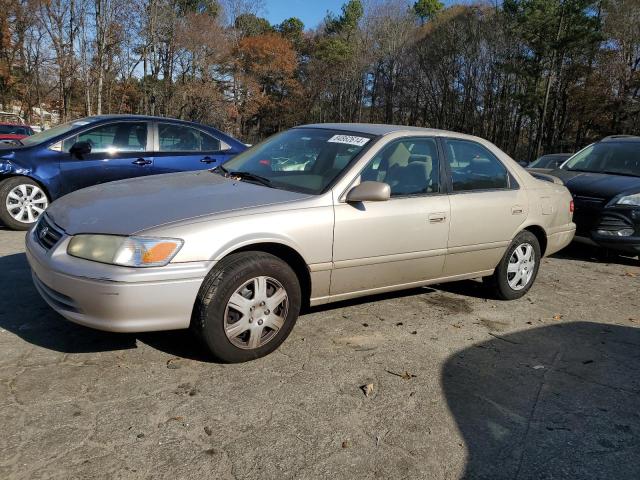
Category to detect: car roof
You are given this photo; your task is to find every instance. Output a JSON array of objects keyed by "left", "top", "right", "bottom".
[
  {"left": 299, "top": 123, "right": 470, "bottom": 138},
  {"left": 79, "top": 114, "right": 201, "bottom": 123},
  {"left": 600, "top": 135, "right": 640, "bottom": 143}
]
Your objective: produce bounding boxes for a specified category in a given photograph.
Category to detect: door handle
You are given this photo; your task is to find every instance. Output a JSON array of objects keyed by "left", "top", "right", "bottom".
[
  {"left": 511, "top": 205, "right": 524, "bottom": 215},
  {"left": 132, "top": 158, "right": 152, "bottom": 166},
  {"left": 200, "top": 156, "right": 217, "bottom": 164},
  {"left": 428, "top": 212, "right": 447, "bottom": 223}
]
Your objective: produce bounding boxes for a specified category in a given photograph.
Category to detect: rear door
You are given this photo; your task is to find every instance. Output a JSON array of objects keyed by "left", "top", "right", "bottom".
[
  {"left": 58, "top": 121, "right": 152, "bottom": 195},
  {"left": 442, "top": 138, "right": 528, "bottom": 276},
  {"left": 151, "top": 122, "right": 234, "bottom": 174}
]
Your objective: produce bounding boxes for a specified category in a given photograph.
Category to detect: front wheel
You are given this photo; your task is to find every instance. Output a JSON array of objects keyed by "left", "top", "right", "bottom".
[
  {"left": 0, "top": 177, "right": 50, "bottom": 230},
  {"left": 484, "top": 231, "right": 541, "bottom": 300},
  {"left": 191, "top": 252, "right": 301, "bottom": 363}
]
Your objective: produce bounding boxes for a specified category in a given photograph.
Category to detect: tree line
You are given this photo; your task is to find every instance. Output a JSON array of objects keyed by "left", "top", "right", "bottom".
[{"left": 1, "top": 0, "right": 639, "bottom": 160}]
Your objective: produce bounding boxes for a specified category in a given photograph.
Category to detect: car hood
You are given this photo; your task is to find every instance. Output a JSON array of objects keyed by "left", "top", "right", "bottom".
[
  {"left": 46, "top": 171, "right": 311, "bottom": 235},
  {"left": 550, "top": 169, "right": 640, "bottom": 201}
]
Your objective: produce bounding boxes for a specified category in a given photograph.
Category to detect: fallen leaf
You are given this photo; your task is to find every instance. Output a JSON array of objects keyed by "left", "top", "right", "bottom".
[
  {"left": 386, "top": 370, "right": 417, "bottom": 380},
  {"left": 623, "top": 271, "right": 637, "bottom": 277},
  {"left": 360, "top": 383, "right": 374, "bottom": 397},
  {"left": 553, "top": 314, "right": 563, "bottom": 321},
  {"left": 341, "top": 440, "right": 349, "bottom": 448},
  {"left": 168, "top": 416, "right": 184, "bottom": 422},
  {"left": 395, "top": 322, "right": 403, "bottom": 326},
  {"left": 204, "top": 426, "right": 213, "bottom": 436},
  {"left": 166, "top": 358, "right": 182, "bottom": 369}
]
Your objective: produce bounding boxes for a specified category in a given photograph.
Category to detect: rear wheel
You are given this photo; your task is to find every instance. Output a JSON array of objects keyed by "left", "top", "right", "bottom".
[
  {"left": 484, "top": 231, "right": 541, "bottom": 300},
  {"left": 191, "top": 252, "right": 301, "bottom": 363},
  {"left": 0, "top": 177, "right": 49, "bottom": 230}
]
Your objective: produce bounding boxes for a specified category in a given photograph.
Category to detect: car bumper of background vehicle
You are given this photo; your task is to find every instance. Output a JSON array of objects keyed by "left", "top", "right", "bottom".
[
  {"left": 585, "top": 233, "right": 640, "bottom": 254},
  {"left": 584, "top": 207, "right": 640, "bottom": 254},
  {"left": 26, "top": 231, "right": 211, "bottom": 333}
]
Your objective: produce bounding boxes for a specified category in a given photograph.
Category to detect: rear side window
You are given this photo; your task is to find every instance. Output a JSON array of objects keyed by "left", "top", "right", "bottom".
[
  {"left": 158, "top": 123, "right": 220, "bottom": 152},
  {"left": 445, "top": 139, "right": 509, "bottom": 192}
]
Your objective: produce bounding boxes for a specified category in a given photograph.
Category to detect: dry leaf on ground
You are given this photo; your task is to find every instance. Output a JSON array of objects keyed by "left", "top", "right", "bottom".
[{"left": 360, "top": 383, "right": 374, "bottom": 397}]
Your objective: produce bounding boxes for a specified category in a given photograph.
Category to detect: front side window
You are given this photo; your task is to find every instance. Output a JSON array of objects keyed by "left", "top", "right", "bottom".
[
  {"left": 24, "top": 117, "right": 99, "bottom": 147},
  {"left": 359, "top": 138, "right": 440, "bottom": 196},
  {"left": 445, "top": 139, "right": 509, "bottom": 191},
  {"left": 563, "top": 142, "right": 640, "bottom": 177},
  {"left": 63, "top": 122, "right": 148, "bottom": 153},
  {"left": 221, "top": 128, "right": 374, "bottom": 194},
  {"left": 158, "top": 124, "right": 220, "bottom": 152}
]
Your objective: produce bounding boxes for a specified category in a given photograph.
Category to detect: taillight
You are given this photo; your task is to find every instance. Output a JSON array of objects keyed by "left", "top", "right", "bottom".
[{"left": 569, "top": 200, "right": 574, "bottom": 213}]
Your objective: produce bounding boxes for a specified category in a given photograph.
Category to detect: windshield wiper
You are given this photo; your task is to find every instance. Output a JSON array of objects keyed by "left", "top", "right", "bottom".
[
  {"left": 228, "top": 171, "right": 273, "bottom": 188},
  {"left": 212, "top": 164, "right": 229, "bottom": 175}
]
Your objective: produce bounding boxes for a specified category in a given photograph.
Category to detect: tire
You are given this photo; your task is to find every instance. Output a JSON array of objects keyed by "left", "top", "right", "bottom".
[
  {"left": 191, "top": 251, "right": 302, "bottom": 363},
  {"left": 0, "top": 176, "right": 50, "bottom": 230},
  {"left": 484, "top": 231, "right": 541, "bottom": 300}
]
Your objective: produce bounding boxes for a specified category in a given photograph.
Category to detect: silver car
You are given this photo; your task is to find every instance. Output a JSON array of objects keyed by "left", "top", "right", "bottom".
[{"left": 26, "top": 124, "right": 576, "bottom": 362}]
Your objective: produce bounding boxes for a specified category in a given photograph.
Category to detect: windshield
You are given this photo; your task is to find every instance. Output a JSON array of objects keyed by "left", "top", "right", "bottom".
[
  {"left": 20, "top": 118, "right": 96, "bottom": 146},
  {"left": 0, "top": 125, "right": 32, "bottom": 135},
  {"left": 221, "top": 128, "right": 375, "bottom": 194},
  {"left": 563, "top": 142, "right": 640, "bottom": 177}
]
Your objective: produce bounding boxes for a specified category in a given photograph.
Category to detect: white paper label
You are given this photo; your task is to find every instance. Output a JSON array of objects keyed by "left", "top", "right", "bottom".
[{"left": 327, "top": 135, "right": 370, "bottom": 147}]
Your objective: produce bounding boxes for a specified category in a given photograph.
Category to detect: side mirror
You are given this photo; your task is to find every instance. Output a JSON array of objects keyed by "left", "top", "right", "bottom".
[
  {"left": 346, "top": 181, "right": 391, "bottom": 203},
  {"left": 517, "top": 160, "right": 529, "bottom": 168},
  {"left": 69, "top": 141, "right": 92, "bottom": 158}
]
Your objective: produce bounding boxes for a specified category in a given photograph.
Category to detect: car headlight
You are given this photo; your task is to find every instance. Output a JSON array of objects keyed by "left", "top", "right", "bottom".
[
  {"left": 616, "top": 193, "right": 640, "bottom": 207},
  {"left": 67, "top": 235, "right": 183, "bottom": 267}
]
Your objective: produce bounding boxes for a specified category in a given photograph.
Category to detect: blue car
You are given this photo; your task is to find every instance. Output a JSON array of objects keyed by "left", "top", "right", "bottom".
[{"left": 0, "top": 115, "right": 246, "bottom": 230}]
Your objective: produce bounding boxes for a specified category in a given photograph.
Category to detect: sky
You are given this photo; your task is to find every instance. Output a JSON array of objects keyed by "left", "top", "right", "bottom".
[{"left": 263, "top": 0, "right": 348, "bottom": 29}]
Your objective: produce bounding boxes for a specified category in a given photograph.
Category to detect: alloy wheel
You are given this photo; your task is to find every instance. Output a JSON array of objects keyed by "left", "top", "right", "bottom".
[
  {"left": 507, "top": 243, "right": 535, "bottom": 291},
  {"left": 5, "top": 184, "right": 48, "bottom": 224}
]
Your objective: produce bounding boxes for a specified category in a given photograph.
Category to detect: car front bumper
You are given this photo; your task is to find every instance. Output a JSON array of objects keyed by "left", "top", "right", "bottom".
[
  {"left": 570, "top": 195, "right": 640, "bottom": 254},
  {"left": 26, "top": 228, "right": 213, "bottom": 332}
]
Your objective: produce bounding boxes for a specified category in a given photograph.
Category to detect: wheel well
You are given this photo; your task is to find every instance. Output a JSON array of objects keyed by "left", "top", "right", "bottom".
[
  {"left": 524, "top": 225, "right": 547, "bottom": 256},
  {"left": 228, "top": 243, "right": 312, "bottom": 309}
]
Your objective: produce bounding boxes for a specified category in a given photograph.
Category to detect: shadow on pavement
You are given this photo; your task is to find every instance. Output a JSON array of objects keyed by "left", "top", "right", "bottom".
[
  {"left": 0, "top": 252, "right": 211, "bottom": 360},
  {"left": 553, "top": 242, "right": 639, "bottom": 267},
  {"left": 443, "top": 322, "right": 640, "bottom": 479}
]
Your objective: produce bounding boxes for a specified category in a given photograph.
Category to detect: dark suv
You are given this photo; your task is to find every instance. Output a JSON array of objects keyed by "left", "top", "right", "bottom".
[{"left": 550, "top": 135, "right": 640, "bottom": 257}]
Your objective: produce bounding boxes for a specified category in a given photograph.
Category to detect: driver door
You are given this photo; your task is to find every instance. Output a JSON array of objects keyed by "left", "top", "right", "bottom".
[
  {"left": 58, "top": 121, "right": 153, "bottom": 195},
  {"left": 331, "top": 137, "right": 450, "bottom": 296}
]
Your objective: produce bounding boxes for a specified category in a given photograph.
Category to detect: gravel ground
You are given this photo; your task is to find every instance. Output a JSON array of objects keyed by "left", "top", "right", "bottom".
[{"left": 1, "top": 227, "right": 639, "bottom": 480}]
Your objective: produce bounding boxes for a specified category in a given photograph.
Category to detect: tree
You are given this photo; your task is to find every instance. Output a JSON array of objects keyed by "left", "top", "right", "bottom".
[
  {"left": 413, "top": 0, "right": 444, "bottom": 24},
  {"left": 277, "top": 17, "right": 304, "bottom": 45},
  {"left": 234, "top": 13, "right": 271, "bottom": 37}
]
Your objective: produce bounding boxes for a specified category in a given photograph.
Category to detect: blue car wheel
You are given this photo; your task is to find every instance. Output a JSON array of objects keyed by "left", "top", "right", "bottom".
[{"left": 0, "top": 176, "right": 50, "bottom": 230}]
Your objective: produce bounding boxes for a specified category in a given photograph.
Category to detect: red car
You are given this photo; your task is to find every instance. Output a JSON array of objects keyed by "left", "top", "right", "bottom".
[{"left": 0, "top": 123, "right": 35, "bottom": 144}]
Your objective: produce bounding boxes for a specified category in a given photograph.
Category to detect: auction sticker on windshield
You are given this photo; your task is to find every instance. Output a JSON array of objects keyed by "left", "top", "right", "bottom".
[{"left": 328, "top": 135, "right": 370, "bottom": 147}]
